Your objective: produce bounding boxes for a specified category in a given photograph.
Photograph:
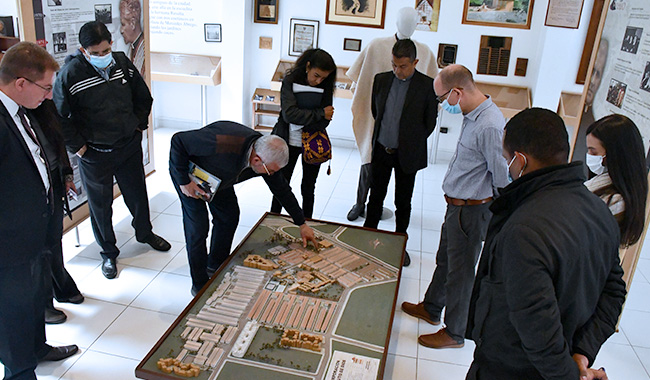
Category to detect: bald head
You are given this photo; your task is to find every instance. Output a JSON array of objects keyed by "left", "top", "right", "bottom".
[{"left": 437, "top": 64, "right": 476, "bottom": 91}]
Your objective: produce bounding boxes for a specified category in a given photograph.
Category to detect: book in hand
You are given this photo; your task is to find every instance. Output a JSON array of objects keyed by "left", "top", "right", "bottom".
[{"left": 189, "top": 162, "right": 221, "bottom": 202}]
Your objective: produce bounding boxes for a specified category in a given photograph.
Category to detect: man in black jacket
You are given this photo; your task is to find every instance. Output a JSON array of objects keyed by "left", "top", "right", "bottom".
[
  {"left": 465, "top": 108, "right": 626, "bottom": 380},
  {"left": 0, "top": 42, "right": 78, "bottom": 380},
  {"left": 54, "top": 21, "right": 170, "bottom": 280},
  {"left": 169, "top": 121, "right": 318, "bottom": 295},
  {"left": 363, "top": 39, "right": 438, "bottom": 266}
]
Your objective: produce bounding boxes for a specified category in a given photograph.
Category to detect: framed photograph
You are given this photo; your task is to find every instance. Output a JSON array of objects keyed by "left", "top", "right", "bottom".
[
  {"left": 204, "top": 23, "right": 221, "bottom": 42},
  {"left": 0, "top": 16, "right": 16, "bottom": 37},
  {"left": 462, "top": 0, "right": 535, "bottom": 29},
  {"left": 289, "top": 19, "right": 319, "bottom": 57},
  {"left": 343, "top": 38, "right": 362, "bottom": 52},
  {"left": 545, "top": 0, "right": 584, "bottom": 29},
  {"left": 326, "top": 0, "right": 387, "bottom": 29},
  {"left": 254, "top": 0, "right": 279, "bottom": 24}
]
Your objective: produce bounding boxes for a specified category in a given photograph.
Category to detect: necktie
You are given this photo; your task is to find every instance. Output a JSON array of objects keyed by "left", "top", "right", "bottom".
[{"left": 17, "top": 107, "right": 52, "bottom": 200}]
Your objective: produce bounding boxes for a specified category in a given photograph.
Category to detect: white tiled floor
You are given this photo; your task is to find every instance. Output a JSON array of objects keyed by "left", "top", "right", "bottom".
[{"left": 3, "top": 127, "right": 650, "bottom": 379}]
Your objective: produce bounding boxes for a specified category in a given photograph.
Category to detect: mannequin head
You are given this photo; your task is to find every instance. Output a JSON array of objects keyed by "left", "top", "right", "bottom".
[{"left": 396, "top": 7, "right": 418, "bottom": 39}]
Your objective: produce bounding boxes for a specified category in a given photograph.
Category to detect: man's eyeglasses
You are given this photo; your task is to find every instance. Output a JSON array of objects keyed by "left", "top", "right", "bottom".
[
  {"left": 19, "top": 77, "right": 53, "bottom": 94},
  {"left": 435, "top": 88, "right": 452, "bottom": 103}
]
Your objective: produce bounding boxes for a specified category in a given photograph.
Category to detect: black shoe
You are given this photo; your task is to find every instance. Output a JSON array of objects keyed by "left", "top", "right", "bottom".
[
  {"left": 62, "top": 293, "right": 85, "bottom": 304},
  {"left": 403, "top": 251, "right": 411, "bottom": 267},
  {"left": 102, "top": 258, "right": 117, "bottom": 279},
  {"left": 39, "top": 344, "right": 79, "bottom": 362},
  {"left": 191, "top": 286, "right": 200, "bottom": 297},
  {"left": 347, "top": 204, "right": 365, "bottom": 221},
  {"left": 45, "top": 307, "right": 67, "bottom": 324},
  {"left": 139, "top": 233, "right": 171, "bottom": 252},
  {"left": 207, "top": 267, "right": 217, "bottom": 278}
]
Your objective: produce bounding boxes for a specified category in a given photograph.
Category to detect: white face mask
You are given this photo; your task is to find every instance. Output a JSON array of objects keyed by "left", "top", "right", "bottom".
[{"left": 586, "top": 153, "right": 606, "bottom": 175}]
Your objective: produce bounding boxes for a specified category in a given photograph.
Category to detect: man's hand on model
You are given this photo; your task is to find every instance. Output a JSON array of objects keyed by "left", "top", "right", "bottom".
[
  {"left": 300, "top": 223, "right": 319, "bottom": 249},
  {"left": 180, "top": 181, "right": 208, "bottom": 200}
]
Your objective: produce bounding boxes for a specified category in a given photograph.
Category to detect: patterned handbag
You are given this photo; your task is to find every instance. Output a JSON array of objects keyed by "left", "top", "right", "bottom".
[{"left": 302, "top": 130, "right": 332, "bottom": 165}]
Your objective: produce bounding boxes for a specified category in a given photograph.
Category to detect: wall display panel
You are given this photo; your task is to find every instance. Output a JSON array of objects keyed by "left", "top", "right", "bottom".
[
  {"left": 254, "top": 0, "right": 279, "bottom": 24},
  {"left": 544, "top": 0, "right": 585, "bottom": 29},
  {"left": 136, "top": 213, "right": 406, "bottom": 380},
  {"left": 462, "top": 0, "right": 534, "bottom": 29},
  {"left": 289, "top": 19, "right": 318, "bottom": 57},
  {"left": 571, "top": 0, "right": 650, "bottom": 294}
]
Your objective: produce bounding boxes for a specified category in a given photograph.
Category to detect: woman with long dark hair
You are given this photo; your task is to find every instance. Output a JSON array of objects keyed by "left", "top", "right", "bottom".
[
  {"left": 585, "top": 114, "right": 648, "bottom": 248},
  {"left": 270, "top": 48, "right": 336, "bottom": 218}
]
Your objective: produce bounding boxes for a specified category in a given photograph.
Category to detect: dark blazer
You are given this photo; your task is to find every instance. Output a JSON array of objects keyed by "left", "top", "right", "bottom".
[
  {"left": 0, "top": 100, "right": 51, "bottom": 268},
  {"left": 169, "top": 120, "right": 306, "bottom": 226},
  {"left": 371, "top": 70, "right": 438, "bottom": 173}
]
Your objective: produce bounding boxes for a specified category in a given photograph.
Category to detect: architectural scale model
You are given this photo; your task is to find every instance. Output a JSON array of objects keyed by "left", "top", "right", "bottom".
[{"left": 136, "top": 214, "right": 406, "bottom": 380}]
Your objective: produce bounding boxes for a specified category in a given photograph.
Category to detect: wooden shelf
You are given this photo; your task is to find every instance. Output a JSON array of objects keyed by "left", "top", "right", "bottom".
[
  {"left": 475, "top": 82, "right": 532, "bottom": 119},
  {"left": 252, "top": 88, "right": 281, "bottom": 131},
  {"left": 270, "top": 60, "right": 353, "bottom": 99},
  {"left": 150, "top": 52, "right": 221, "bottom": 86},
  {"left": 558, "top": 92, "right": 583, "bottom": 128}
]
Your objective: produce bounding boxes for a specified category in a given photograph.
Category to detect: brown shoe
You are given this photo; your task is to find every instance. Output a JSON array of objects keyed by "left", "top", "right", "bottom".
[
  {"left": 418, "top": 328, "right": 464, "bottom": 349},
  {"left": 401, "top": 302, "right": 440, "bottom": 325}
]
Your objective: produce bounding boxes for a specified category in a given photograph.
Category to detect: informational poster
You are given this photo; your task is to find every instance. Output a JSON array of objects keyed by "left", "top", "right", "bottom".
[
  {"left": 324, "top": 351, "right": 380, "bottom": 380},
  {"left": 573, "top": 0, "right": 650, "bottom": 163}
]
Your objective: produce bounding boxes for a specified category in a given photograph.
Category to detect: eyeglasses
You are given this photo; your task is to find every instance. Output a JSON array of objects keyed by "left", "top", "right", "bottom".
[
  {"left": 261, "top": 161, "right": 271, "bottom": 176},
  {"left": 435, "top": 88, "right": 452, "bottom": 103},
  {"left": 19, "top": 77, "right": 53, "bottom": 94}
]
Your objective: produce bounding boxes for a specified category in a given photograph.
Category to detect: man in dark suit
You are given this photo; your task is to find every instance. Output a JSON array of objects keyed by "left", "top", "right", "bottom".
[
  {"left": 0, "top": 42, "right": 78, "bottom": 380},
  {"left": 363, "top": 39, "right": 438, "bottom": 266},
  {"left": 169, "top": 121, "right": 319, "bottom": 295}
]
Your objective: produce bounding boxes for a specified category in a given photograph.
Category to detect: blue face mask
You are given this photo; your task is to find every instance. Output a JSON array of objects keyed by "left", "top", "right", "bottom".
[
  {"left": 441, "top": 98, "right": 462, "bottom": 114},
  {"left": 88, "top": 53, "right": 113, "bottom": 69}
]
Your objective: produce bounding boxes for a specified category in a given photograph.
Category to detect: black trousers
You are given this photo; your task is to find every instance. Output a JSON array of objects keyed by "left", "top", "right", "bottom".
[
  {"left": 44, "top": 169, "right": 80, "bottom": 307},
  {"left": 353, "top": 163, "right": 372, "bottom": 207},
  {"left": 79, "top": 133, "right": 153, "bottom": 259},
  {"left": 173, "top": 177, "right": 240, "bottom": 291},
  {"left": 363, "top": 144, "right": 416, "bottom": 233},
  {"left": 423, "top": 203, "right": 491, "bottom": 340},
  {"left": 270, "top": 145, "right": 321, "bottom": 219},
  {"left": 0, "top": 254, "right": 49, "bottom": 380}
]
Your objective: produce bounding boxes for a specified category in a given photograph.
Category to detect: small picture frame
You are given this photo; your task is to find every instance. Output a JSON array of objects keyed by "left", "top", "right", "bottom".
[
  {"left": 289, "top": 18, "right": 319, "bottom": 57},
  {"left": 254, "top": 0, "right": 279, "bottom": 24},
  {"left": 343, "top": 38, "right": 362, "bottom": 52},
  {"left": 204, "top": 23, "right": 222, "bottom": 43}
]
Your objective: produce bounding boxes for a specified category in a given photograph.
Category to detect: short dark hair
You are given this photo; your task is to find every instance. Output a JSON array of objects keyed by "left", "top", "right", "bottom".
[
  {"left": 504, "top": 108, "right": 569, "bottom": 165},
  {"left": 392, "top": 39, "right": 416, "bottom": 61},
  {"left": 587, "top": 114, "right": 648, "bottom": 246},
  {"left": 79, "top": 21, "right": 112, "bottom": 48},
  {"left": 0, "top": 42, "right": 59, "bottom": 84}
]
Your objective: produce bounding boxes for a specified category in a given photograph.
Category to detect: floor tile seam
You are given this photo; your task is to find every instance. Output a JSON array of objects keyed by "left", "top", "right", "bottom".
[
  {"left": 83, "top": 347, "right": 142, "bottom": 362},
  {"left": 630, "top": 345, "right": 650, "bottom": 378},
  {"left": 126, "top": 304, "right": 180, "bottom": 317},
  {"left": 416, "top": 356, "right": 471, "bottom": 368},
  {"left": 81, "top": 305, "right": 131, "bottom": 356},
  {"left": 123, "top": 268, "right": 166, "bottom": 309},
  {"left": 51, "top": 346, "right": 88, "bottom": 380}
]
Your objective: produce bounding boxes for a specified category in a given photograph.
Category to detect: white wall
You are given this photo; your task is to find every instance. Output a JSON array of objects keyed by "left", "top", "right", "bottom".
[{"left": 151, "top": 0, "right": 595, "bottom": 154}]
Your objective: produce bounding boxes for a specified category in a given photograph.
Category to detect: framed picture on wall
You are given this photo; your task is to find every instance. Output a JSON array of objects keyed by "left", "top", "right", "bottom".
[
  {"left": 204, "top": 23, "right": 222, "bottom": 42},
  {"left": 254, "top": 0, "right": 279, "bottom": 24},
  {"left": 343, "top": 38, "right": 362, "bottom": 51},
  {"left": 462, "top": 0, "right": 535, "bottom": 29},
  {"left": 326, "top": 0, "right": 387, "bottom": 29},
  {"left": 289, "top": 18, "right": 319, "bottom": 57}
]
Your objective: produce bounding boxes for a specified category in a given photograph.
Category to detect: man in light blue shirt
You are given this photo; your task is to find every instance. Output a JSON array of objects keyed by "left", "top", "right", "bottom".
[{"left": 402, "top": 64, "right": 508, "bottom": 349}]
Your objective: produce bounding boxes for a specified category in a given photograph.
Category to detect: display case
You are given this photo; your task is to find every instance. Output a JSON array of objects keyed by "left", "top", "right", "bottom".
[
  {"left": 150, "top": 52, "right": 221, "bottom": 86},
  {"left": 252, "top": 88, "right": 281, "bottom": 131},
  {"left": 475, "top": 82, "right": 532, "bottom": 119},
  {"left": 270, "top": 60, "right": 353, "bottom": 99},
  {"left": 558, "top": 92, "right": 583, "bottom": 129}
]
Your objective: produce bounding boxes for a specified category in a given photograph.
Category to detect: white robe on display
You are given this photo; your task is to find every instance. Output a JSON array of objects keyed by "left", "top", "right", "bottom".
[{"left": 346, "top": 36, "right": 438, "bottom": 164}]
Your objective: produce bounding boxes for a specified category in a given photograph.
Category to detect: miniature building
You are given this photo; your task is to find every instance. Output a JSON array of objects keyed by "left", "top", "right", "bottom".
[
  {"left": 157, "top": 358, "right": 200, "bottom": 377},
  {"left": 280, "top": 329, "right": 323, "bottom": 351},
  {"left": 243, "top": 254, "right": 279, "bottom": 271},
  {"left": 319, "top": 240, "right": 333, "bottom": 249}
]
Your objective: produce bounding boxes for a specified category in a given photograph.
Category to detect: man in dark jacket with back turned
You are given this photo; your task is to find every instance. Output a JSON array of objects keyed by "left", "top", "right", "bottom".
[
  {"left": 54, "top": 21, "right": 170, "bottom": 280},
  {"left": 465, "top": 108, "right": 626, "bottom": 380}
]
